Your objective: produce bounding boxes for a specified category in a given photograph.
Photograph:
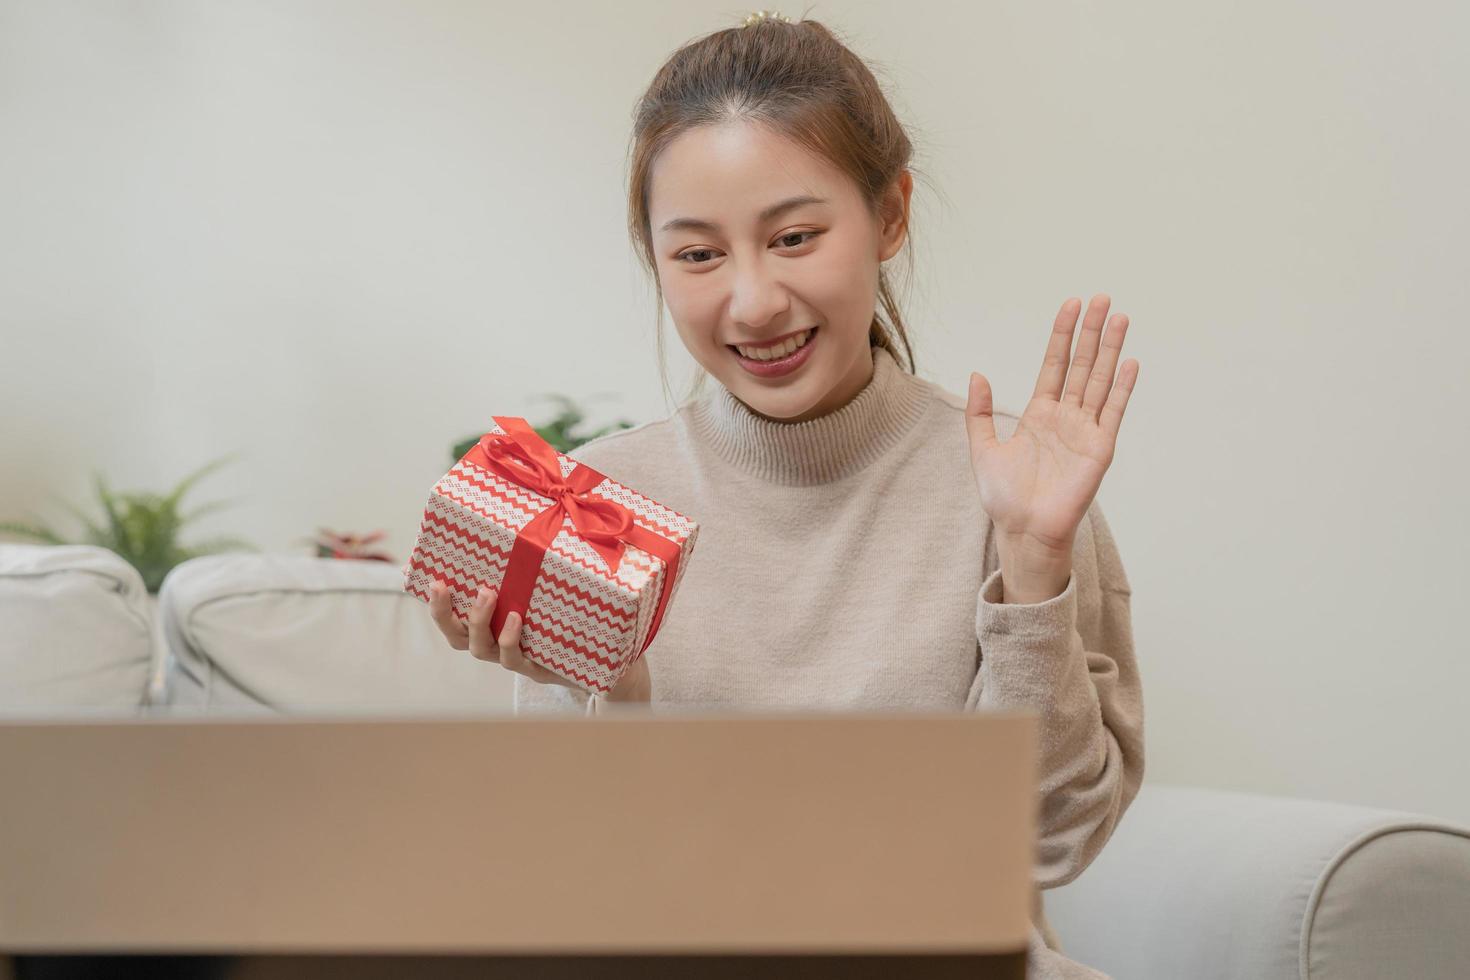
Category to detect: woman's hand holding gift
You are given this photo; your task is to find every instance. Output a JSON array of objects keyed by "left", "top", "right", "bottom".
[{"left": 428, "top": 581, "right": 651, "bottom": 701}]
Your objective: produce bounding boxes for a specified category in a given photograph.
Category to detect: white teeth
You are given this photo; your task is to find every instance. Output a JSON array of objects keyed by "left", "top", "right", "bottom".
[{"left": 736, "top": 328, "right": 813, "bottom": 361}]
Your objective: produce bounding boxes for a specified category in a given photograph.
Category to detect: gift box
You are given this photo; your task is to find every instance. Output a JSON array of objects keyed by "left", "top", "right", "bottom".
[{"left": 402, "top": 415, "right": 699, "bottom": 697}]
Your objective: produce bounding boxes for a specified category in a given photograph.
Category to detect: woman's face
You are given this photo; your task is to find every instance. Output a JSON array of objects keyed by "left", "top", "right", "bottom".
[{"left": 648, "top": 120, "right": 911, "bottom": 424}]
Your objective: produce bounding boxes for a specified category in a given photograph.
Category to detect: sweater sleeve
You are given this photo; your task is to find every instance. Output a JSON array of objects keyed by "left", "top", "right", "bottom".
[{"left": 966, "top": 499, "right": 1144, "bottom": 892}]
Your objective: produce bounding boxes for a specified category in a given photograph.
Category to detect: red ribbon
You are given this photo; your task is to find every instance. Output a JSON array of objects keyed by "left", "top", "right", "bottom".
[{"left": 461, "top": 416, "right": 685, "bottom": 665}]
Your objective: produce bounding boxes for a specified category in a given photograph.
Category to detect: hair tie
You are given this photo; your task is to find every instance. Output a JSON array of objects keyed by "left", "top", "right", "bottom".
[{"left": 741, "top": 9, "right": 794, "bottom": 27}]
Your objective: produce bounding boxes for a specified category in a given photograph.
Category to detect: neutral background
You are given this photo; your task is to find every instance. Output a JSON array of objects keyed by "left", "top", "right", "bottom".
[{"left": 2, "top": 1, "right": 1467, "bottom": 822}]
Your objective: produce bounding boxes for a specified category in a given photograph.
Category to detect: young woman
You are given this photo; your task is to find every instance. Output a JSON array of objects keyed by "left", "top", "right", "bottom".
[{"left": 428, "top": 11, "right": 1141, "bottom": 979}]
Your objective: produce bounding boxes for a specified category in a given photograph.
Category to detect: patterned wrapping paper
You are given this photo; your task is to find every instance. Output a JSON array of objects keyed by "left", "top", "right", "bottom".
[{"left": 402, "top": 416, "right": 699, "bottom": 697}]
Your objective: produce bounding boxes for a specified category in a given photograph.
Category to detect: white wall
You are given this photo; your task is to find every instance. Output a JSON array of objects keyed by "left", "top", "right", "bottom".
[{"left": 3, "top": 1, "right": 1467, "bottom": 823}]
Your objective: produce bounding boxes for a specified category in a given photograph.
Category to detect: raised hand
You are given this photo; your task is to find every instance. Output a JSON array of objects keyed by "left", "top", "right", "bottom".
[{"left": 964, "top": 294, "right": 1137, "bottom": 562}]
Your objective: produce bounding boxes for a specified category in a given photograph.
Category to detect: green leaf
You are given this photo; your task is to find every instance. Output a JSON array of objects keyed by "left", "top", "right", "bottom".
[
  {"left": 180, "top": 498, "right": 240, "bottom": 525},
  {"left": 50, "top": 497, "right": 106, "bottom": 542},
  {"left": 0, "top": 521, "right": 66, "bottom": 544},
  {"left": 94, "top": 472, "right": 129, "bottom": 552},
  {"left": 453, "top": 394, "right": 639, "bottom": 459},
  {"left": 3, "top": 455, "right": 254, "bottom": 593},
  {"left": 163, "top": 453, "right": 242, "bottom": 512}
]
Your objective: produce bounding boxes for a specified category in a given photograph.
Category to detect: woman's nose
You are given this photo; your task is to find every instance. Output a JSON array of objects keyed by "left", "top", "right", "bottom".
[{"left": 728, "top": 264, "right": 790, "bottom": 330}]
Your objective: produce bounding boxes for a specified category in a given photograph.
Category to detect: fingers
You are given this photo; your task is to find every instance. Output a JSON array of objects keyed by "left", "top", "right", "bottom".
[
  {"left": 495, "top": 608, "right": 571, "bottom": 686},
  {"left": 1061, "top": 294, "right": 1112, "bottom": 408},
  {"left": 1099, "top": 358, "right": 1139, "bottom": 444},
  {"left": 1032, "top": 297, "right": 1083, "bottom": 402},
  {"left": 466, "top": 585, "right": 575, "bottom": 686},
  {"left": 431, "top": 580, "right": 581, "bottom": 688},
  {"left": 1080, "top": 312, "right": 1130, "bottom": 419},
  {"left": 965, "top": 372, "right": 997, "bottom": 449},
  {"left": 465, "top": 585, "right": 502, "bottom": 664},
  {"left": 427, "top": 581, "right": 469, "bottom": 650}
]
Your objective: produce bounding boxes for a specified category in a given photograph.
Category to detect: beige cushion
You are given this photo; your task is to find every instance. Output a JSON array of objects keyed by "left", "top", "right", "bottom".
[
  {"left": 1043, "top": 782, "right": 1470, "bottom": 979},
  {"left": 154, "top": 553, "right": 515, "bottom": 715},
  {"left": 0, "top": 543, "right": 154, "bottom": 715}
]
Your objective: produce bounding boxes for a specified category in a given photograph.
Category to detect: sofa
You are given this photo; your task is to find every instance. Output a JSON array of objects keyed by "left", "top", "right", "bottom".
[{"left": 2, "top": 542, "right": 1468, "bottom": 978}]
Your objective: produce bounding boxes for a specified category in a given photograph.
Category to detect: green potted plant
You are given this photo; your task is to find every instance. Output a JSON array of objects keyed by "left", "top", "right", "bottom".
[
  {"left": 0, "top": 454, "right": 255, "bottom": 596},
  {"left": 451, "top": 393, "right": 636, "bottom": 461}
]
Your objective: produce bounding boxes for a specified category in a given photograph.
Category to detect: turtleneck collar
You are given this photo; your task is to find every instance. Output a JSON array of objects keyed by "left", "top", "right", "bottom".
[{"left": 687, "top": 344, "right": 932, "bottom": 486}]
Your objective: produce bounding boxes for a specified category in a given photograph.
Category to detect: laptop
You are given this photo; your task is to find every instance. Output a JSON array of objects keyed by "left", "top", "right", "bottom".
[{"left": 0, "top": 709, "right": 1038, "bottom": 979}]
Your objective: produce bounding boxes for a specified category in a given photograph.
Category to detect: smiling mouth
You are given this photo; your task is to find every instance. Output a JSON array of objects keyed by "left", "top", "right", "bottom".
[{"left": 726, "top": 325, "right": 818, "bottom": 356}]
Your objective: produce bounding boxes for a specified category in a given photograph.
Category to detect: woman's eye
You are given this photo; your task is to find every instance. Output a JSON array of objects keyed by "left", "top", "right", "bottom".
[
  {"left": 674, "top": 231, "right": 821, "bottom": 265},
  {"left": 777, "top": 230, "right": 820, "bottom": 249}
]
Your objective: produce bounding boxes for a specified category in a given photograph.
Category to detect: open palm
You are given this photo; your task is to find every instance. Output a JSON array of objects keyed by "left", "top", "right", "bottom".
[{"left": 965, "top": 295, "right": 1138, "bottom": 559}]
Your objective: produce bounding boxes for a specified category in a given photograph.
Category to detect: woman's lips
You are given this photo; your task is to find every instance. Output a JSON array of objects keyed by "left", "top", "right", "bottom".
[
  {"left": 729, "top": 325, "right": 818, "bottom": 378},
  {"left": 727, "top": 325, "right": 814, "bottom": 352}
]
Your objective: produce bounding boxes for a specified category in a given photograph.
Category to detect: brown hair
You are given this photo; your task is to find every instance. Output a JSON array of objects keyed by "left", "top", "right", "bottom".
[{"left": 624, "top": 11, "right": 933, "bottom": 410}]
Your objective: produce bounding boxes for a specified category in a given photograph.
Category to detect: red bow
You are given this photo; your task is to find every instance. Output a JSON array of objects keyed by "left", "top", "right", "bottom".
[
  {"left": 474, "top": 423, "right": 634, "bottom": 575},
  {"left": 462, "top": 416, "right": 685, "bottom": 665}
]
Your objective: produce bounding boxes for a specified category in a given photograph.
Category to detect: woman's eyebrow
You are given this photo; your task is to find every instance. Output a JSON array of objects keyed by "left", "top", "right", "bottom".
[{"left": 659, "top": 194, "right": 829, "bottom": 234}]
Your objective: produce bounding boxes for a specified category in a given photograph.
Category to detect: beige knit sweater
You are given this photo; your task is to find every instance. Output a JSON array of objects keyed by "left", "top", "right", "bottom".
[{"left": 513, "top": 344, "right": 1144, "bottom": 979}]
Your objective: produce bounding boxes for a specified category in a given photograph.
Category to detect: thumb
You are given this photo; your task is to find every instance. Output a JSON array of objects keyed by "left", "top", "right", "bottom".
[{"left": 966, "top": 372, "right": 997, "bottom": 450}]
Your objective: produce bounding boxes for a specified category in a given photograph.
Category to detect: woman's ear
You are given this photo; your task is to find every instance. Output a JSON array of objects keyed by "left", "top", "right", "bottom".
[{"left": 877, "top": 170, "right": 913, "bottom": 262}]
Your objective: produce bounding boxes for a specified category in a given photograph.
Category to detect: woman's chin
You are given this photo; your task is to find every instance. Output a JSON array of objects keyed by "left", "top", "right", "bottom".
[{"left": 733, "top": 381, "right": 831, "bottom": 423}]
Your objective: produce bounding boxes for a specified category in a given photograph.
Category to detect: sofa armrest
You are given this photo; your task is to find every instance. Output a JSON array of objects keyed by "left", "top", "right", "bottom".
[
  {"left": 1041, "top": 782, "right": 1470, "bottom": 980},
  {"left": 0, "top": 544, "right": 154, "bottom": 714}
]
